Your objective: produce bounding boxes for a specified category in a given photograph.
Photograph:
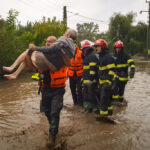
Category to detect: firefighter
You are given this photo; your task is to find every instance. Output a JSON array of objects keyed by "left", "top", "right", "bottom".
[
  {"left": 112, "top": 40, "right": 135, "bottom": 104},
  {"left": 82, "top": 41, "right": 98, "bottom": 113},
  {"left": 81, "top": 40, "right": 94, "bottom": 60},
  {"left": 94, "top": 39, "right": 116, "bottom": 116},
  {"left": 82, "top": 54, "right": 99, "bottom": 113},
  {"left": 68, "top": 45, "right": 83, "bottom": 106}
]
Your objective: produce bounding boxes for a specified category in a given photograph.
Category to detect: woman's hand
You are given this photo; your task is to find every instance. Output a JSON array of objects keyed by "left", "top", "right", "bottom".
[{"left": 29, "top": 44, "right": 37, "bottom": 50}]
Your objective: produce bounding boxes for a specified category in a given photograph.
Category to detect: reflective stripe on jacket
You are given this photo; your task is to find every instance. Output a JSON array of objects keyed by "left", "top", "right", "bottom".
[
  {"left": 98, "top": 52, "right": 116, "bottom": 86},
  {"left": 68, "top": 47, "right": 83, "bottom": 77},
  {"left": 82, "top": 54, "right": 99, "bottom": 84},
  {"left": 113, "top": 51, "right": 135, "bottom": 81}
]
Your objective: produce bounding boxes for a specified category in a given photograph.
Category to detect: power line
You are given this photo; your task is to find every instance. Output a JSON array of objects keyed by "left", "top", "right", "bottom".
[
  {"left": 67, "top": 10, "right": 107, "bottom": 24},
  {"left": 68, "top": 13, "right": 79, "bottom": 18},
  {"left": 19, "top": 0, "right": 63, "bottom": 21},
  {"left": 50, "top": 0, "right": 63, "bottom": 10},
  {"left": 40, "top": 0, "right": 62, "bottom": 11},
  {"left": 19, "top": 0, "right": 51, "bottom": 17}
]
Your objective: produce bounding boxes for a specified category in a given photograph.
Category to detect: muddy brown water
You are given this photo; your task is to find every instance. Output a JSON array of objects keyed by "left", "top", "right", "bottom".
[{"left": 0, "top": 62, "right": 150, "bottom": 150}]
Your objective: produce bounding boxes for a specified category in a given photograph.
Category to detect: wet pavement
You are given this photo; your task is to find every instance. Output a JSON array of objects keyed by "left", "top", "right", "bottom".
[{"left": 0, "top": 62, "right": 150, "bottom": 150}]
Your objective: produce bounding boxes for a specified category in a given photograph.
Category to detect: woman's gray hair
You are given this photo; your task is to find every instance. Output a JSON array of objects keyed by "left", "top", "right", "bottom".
[{"left": 65, "top": 29, "right": 77, "bottom": 40}]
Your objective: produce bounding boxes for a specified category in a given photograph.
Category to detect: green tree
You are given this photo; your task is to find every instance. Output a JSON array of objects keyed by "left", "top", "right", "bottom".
[
  {"left": 108, "top": 12, "right": 147, "bottom": 55},
  {"left": 6, "top": 9, "right": 19, "bottom": 31},
  {"left": 0, "top": 10, "right": 68, "bottom": 78},
  {"left": 76, "top": 22, "right": 99, "bottom": 42},
  {"left": 33, "top": 17, "right": 67, "bottom": 46}
]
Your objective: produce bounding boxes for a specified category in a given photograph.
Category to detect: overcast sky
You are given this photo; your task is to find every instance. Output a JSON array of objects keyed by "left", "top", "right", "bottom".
[{"left": 0, "top": 0, "right": 148, "bottom": 32}]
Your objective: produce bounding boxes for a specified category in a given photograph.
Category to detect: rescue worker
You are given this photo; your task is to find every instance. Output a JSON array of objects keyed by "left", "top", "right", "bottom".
[
  {"left": 81, "top": 41, "right": 98, "bottom": 113},
  {"left": 112, "top": 40, "right": 135, "bottom": 104},
  {"left": 39, "top": 65, "right": 67, "bottom": 143},
  {"left": 81, "top": 41, "right": 94, "bottom": 60},
  {"left": 68, "top": 45, "right": 83, "bottom": 106},
  {"left": 31, "top": 35, "right": 73, "bottom": 143},
  {"left": 94, "top": 39, "right": 116, "bottom": 116}
]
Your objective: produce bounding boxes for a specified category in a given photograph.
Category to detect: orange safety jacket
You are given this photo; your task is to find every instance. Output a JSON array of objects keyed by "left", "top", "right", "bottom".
[
  {"left": 68, "top": 47, "right": 83, "bottom": 77},
  {"left": 38, "top": 65, "right": 67, "bottom": 88}
]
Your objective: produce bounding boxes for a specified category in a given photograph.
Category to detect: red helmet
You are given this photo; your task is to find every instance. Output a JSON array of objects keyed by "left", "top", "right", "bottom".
[
  {"left": 114, "top": 41, "right": 124, "bottom": 48},
  {"left": 81, "top": 41, "right": 91, "bottom": 50},
  {"left": 94, "top": 39, "right": 108, "bottom": 48}
]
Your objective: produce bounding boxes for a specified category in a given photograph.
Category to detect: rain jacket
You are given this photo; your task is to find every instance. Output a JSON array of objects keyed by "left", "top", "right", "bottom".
[
  {"left": 83, "top": 54, "right": 99, "bottom": 85},
  {"left": 113, "top": 51, "right": 135, "bottom": 81},
  {"left": 97, "top": 48, "right": 116, "bottom": 86}
]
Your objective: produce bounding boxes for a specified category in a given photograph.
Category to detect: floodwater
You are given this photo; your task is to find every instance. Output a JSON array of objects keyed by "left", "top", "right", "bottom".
[{"left": 0, "top": 62, "right": 150, "bottom": 150}]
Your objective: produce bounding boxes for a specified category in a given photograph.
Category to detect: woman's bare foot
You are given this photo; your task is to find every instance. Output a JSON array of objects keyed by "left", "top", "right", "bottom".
[
  {"left": 3, "top": 74, "right": 17, "bottom": 80},
  {"left": 3, "top": 66, "right": 14, "bottom": 72}
]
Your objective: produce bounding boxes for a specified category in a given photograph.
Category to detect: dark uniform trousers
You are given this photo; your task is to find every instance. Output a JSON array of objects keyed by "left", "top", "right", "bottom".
[
  {"left": 83, "top": 83, "right": 98, "bottom": 110},
  {"left": 40, "top": 88, "right": 65, "bottom": 137},
  {"left": 69, "top": 76, "right": 83, "bottom": 106},
  {"left": 99, "top": 83, "right": 112, "bottom": 111},
  {"left": 83, "top": 83, "right": 97, "bottom": 105},
  {"left": 112, "top": 80, "right": 127, "bottom": 102}
]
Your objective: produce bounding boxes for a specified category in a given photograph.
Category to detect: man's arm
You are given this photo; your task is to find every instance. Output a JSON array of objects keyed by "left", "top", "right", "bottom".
[
  {"left": 28, "top": 40, "right": 64, "bottom": 54},
  {"left": 35, "top": 42, "right": 63, "bottom": 54},
  {"left": 127, "top": 57, "right": 135, "bottom": 78}
]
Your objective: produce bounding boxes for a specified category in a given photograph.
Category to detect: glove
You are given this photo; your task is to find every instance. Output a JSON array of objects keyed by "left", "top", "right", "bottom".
[
  {"left": 130, "top": 73, "right": 134, "bottom": 78},
  {"left": 130, "top": 68, "right": 135, "bottom": 78}
]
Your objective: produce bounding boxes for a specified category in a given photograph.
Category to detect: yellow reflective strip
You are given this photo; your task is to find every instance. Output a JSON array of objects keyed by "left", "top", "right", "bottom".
[
  {"left": 119, "top": 96, "right": 123, "bottom": 99},
  {"left": 130, "top": 65, "right": 135, "bottom": 68},
  {"left": 89, "top": 71, "right": 95, "bottom": 75},
  {"left": 107, "top": 64, "right": 115, "bottom": 69},
  {"left": 99, "top": 79, "right": 112, "bottom": 85},
  {"left": 93, "top": 79, "right": 97, "bottom": 83},
  {"left": 100, "top": 110, "right": 108, "bottom": 115},
  {"left": 83, "top": 80, "right": 91, "bottom": 84},
  {"left": 89, "top": 62, "right": 97, "bottom": 66},
  {"left": 112, "top": 95, "right": 119, "bottom": 99},
  {"left": 127, "top": 59, "right": 133, "bottom": 64},
  {"left": 113, "top": 74, "right": 117, "bottom": 80},
  {"left": 119, "top": 77, "right": 128, "bottom": 81},
  {"left": 32, "top": 77, "right": 40, "bottom": 80},
  {"left": 32, "top": 73, "right": 39, "bottom": 77},
  {"left": 83, "top": 79, "right": 97, "bottom": 84},
  {"left": 83, "top": 65, "right": 90, "bottom": 69},
  {"left": 117, "top": 64, "right": 128, "bottom": 68},
  {"left": 99, "top": 64, "right": 115, "bottom": 70},
  {"left": 99, "top": 66, "right": 107, "bottom": 70},
  {"left": 108, "top": 70, "right": 115, "bottom": 76},
  {"left": 108, "top": 106, "right": 113, "bottom": 110}
]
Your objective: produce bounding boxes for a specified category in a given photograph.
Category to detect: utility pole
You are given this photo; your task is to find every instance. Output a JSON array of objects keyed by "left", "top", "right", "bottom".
[
  {"left": 63, "top": 6, "right": 67, "bottom": 27},
  {"left": 140, "top": 0, "right": 150, "bottom": 58}
]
